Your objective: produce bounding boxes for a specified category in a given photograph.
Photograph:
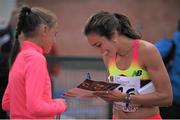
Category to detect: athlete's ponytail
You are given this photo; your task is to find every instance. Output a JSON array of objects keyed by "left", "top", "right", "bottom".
[
  {"left": 113, "top": 13, "right": 141, "bottom": 39},
  {"left": 9, "top": 6, "right": 31, "bottom": 66},
  {"left": 84, "top": 11, "right": 141, "bottom": 40}
]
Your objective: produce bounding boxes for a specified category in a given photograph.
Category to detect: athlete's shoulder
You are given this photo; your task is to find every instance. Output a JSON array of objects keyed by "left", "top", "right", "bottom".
[
  {"left": 138, "top": 40, "right": 159, "bottom": 55},
  {"left": 21, "top": 49, "right": 46, "bottom": 62},
  {"left": 138, "top": 40, "right": 163, "bottom": 67}
]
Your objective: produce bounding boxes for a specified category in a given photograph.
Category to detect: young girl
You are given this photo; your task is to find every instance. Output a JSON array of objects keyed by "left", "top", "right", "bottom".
[
  {"left": 84, "top": 11, "right": 172, "bottom": 119},
  {"left": 2, "top": 6, "right": 67, "bottom": 119}
]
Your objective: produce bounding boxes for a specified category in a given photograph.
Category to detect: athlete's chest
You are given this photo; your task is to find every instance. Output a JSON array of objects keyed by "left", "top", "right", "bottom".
[{"left": 116, "top": 55, "right": 132, "bottom": 70}]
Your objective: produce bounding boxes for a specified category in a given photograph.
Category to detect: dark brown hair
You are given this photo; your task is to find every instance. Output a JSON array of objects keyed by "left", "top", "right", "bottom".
[{"left": 84, "top": 11, "right": 141, "bottom": 40}]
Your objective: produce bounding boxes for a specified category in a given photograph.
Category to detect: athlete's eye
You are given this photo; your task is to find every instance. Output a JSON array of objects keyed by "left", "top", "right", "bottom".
[{"left": 95, "top": 44, "right": 101, "bottom": 48}]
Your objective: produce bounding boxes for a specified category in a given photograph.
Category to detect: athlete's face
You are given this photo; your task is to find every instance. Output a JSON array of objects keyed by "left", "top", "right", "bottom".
[
  {"left": 87, "top": 34, "right": 116, "bottom": 56},
  {"left": 41, "top": 23, "right": 59, "bottom": 53}
]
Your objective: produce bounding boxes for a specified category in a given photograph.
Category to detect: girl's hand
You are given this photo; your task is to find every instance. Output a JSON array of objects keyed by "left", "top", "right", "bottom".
[
  {"left": 93, "top": 90, "right": 126, "bottom": 102},
  {"left": 55, "top": 98, "right": 68, "bottom": 112}
]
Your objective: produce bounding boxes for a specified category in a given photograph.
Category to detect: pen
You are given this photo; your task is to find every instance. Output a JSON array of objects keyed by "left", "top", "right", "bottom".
[{"left": 86, "top": 73, "right": 91, "bottom": 80}]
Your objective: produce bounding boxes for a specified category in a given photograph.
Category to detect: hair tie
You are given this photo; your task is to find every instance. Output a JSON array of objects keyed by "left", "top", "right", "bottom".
[{"left": 21, "top": 6, "right": 32, "bottom": 16}]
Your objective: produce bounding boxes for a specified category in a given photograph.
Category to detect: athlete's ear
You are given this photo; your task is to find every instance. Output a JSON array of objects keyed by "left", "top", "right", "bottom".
[{"left": 42, "top": 24, "right": 49, "bottom": 34}]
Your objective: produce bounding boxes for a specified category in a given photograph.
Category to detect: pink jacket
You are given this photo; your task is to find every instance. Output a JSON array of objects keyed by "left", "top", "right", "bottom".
[{"left": 2, "top": 41, "right": 66, "bottom": 119}]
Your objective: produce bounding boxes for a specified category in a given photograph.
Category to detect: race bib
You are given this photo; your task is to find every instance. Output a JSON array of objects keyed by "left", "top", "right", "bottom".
[{"left": 108, "top": 75, "right": 140, "bottom": 112}]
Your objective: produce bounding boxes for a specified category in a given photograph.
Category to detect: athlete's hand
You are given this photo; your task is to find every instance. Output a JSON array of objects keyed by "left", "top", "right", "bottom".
[{"left": 93, "top": 90, "right": 126, "bottom": 102}]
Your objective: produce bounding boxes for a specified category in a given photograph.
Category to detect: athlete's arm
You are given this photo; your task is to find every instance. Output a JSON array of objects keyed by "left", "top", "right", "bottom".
[{"left": 131, "top": 41, "right": 172, "bottom": 107}]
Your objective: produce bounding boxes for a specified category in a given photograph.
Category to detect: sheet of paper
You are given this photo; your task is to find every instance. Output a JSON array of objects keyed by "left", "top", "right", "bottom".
[{"left": 64, "top": 79, "right": 120, "bottom": 98}]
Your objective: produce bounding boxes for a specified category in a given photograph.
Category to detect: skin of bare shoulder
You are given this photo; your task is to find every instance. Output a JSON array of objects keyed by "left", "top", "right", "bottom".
[{"left": 138, "top": 40, "right": 159, "bottom": 69}]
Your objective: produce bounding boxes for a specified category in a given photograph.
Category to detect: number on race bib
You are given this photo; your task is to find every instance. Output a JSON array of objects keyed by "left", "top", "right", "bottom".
[{"left": 109, "top": 75, "right": 140, "bottom": 112}]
